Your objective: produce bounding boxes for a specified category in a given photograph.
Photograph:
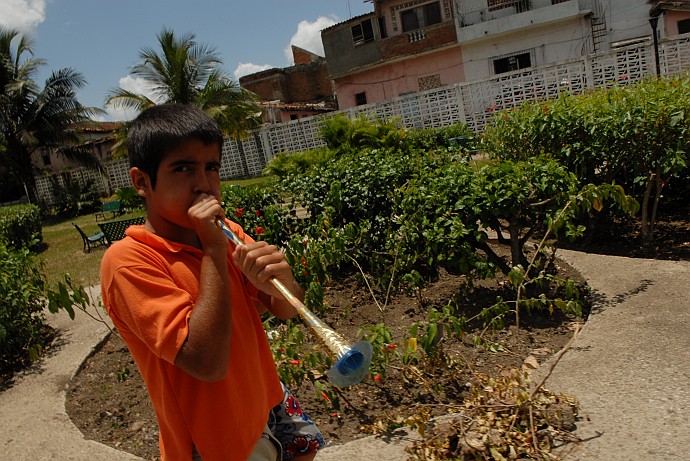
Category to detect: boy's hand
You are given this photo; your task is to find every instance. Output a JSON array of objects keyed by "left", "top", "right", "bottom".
[
  {"left": 232, "top": 241, "right": 296, "bottom": 300},
  {"left": 188, "top": 193, "right": 227, "bottom": 251}
]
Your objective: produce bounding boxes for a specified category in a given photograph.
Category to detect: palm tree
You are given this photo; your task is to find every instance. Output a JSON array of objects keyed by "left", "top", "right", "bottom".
[
  {"left": 0, "top": 27, "right": 103, "bottom": 202},
  {"left": 106, "top": 27, "right": 261, "bottom": 140}
]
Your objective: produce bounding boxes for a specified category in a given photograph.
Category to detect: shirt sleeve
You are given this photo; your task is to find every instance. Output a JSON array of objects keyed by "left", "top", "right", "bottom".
[{"left": 106, "top": 262, "right": 194, "bottom": 364}]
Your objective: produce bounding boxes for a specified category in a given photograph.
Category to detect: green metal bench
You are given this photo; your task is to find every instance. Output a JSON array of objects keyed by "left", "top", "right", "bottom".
[
  {"left": 72, "top": 223, "right": 107, "bottom": 253},
  {"left": 95, "top": 200, "right": 122, "bottom": 222},
  {"left": 448, "top": 136, "right": 480, "bottom": 154},
  {"left": 98, "top": 216, "right": 146, "bottom": 246}
]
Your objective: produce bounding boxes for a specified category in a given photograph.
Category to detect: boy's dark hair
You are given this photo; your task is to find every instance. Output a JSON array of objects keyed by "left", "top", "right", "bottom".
[{"left": 128, "top": 104, "right": 224, "bottom": 188}]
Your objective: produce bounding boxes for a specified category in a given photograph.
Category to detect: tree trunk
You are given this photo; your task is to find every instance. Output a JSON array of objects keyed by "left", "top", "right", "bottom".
[
  {"left": 650, "top": 168, "right": 663, "bottom": 238},
  {"left": 509, "top": 216, "right": 522, "bottom": 269},
  {"left": 640, "top": 172, "right": 654, "bottom": 241},
  {"left": 474, "top": 241, "right": 511, "bottom": 276}
]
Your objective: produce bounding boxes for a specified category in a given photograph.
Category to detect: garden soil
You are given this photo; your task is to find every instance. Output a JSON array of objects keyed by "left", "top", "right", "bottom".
[{"left": 63, "top": 204, "right": 690, "bottom": 461}]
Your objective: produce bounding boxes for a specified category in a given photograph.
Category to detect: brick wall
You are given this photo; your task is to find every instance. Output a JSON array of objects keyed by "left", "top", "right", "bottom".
[
  {"left": 240, "top": 71, "right": 289, "bottom": 101},
  {"left": 380, "top": 22, "right": 457, "bottom": 60},
  {"left": 283, "top": 62, "right": 333, "bottom": 101},
  {"left": 241, "top": 61, "right": 333, "bottom": 103}
]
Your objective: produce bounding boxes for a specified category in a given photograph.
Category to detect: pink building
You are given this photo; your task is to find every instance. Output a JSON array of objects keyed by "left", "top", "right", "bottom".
[{"left": 322, "top": 0, "right": 463, "bottom": 109}]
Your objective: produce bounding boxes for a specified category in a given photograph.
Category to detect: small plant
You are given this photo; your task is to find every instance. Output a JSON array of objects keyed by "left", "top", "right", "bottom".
[
  {"left": 116, "top": 366, "right": 131, "bottom": 382},
  {"left": 358, "top": 323, "right": 395, "bottom": 377}
]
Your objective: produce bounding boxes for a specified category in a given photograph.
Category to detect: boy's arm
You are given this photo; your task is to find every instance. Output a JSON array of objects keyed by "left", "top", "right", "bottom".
[{"left": 174, "top": 195, "right": 233, "bottom": 382}]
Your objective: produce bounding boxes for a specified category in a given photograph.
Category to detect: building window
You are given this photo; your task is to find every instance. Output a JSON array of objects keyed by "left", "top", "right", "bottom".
[
  {"left": 401, "top": 1, "right": 442, "bottom": 32},
  {"left": 493, "top": 51, "right": 532, "bottom": 74},
  {"left": 489, "top": 0, "right": 530, "bottom": 13},
  {"left": 42, "top": 152, "right": 51, "bottom": 166},
  {"left": 679, "top": 18, "right": 690, "bottom": 35},
  {"left": 355, "top": 92, "right": 367, "bottom": 106},
  {"left": 351, "top": 18, "right": 375, "bottom": 46},
  {"left": 419, "top": 74, "right": 442, "bottom": 91}
]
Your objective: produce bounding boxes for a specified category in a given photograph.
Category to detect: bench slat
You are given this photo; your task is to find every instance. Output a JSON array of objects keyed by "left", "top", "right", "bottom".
[
  {"left": 95, "top": 200, "right": 122, "bottom": 222},
  {"left": 98, "top": 216, "right": 145, "bottom": 245}
]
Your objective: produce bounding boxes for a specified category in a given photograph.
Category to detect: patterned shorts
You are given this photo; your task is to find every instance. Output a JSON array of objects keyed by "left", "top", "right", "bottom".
[{"left": 268, "top": 383, "right": 327, "bottom": 460}]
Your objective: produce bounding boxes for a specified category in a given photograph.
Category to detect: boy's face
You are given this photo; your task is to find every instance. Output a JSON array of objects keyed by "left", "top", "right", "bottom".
[{"left": 132, "top": 138, "right": 222, "bottom": 238}]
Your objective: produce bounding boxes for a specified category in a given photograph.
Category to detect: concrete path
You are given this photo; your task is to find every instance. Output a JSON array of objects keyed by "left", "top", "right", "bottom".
[
  {"left": 533, "top": 250, "right": 690, "bottom": 461},
  {"left": 1, "top": 251, "right": 689, "bottom": 460},
  {"left": 0, "top": 287, "right": 140, "bottom": 460}
]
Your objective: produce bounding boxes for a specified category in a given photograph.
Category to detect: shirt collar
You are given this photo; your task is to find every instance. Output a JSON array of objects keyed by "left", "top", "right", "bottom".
[{"left": 125, "top": 225, "right": 202, "bottom": 255}]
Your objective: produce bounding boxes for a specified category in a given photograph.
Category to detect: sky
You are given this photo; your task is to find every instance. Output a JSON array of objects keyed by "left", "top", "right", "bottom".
[{"left": 1, "top": 0, "right": 373, "bottom": 121}]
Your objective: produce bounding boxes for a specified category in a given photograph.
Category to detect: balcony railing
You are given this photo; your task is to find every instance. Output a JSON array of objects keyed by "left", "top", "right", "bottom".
[
  {"left": 457, "top": 0, "right": 592, "bottom": 27},
  {"left": 408, "top": 30, "right": 427, "bottom": 42}
]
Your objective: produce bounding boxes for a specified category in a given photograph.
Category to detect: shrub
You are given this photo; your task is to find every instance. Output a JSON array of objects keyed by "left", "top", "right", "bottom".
[
  {"left": 0, "top": 238, "right": 49, "bottom": 373},
  {"left": 0, "top": 203, "right": 42, "bottom": 249},
  {"left": 262, "top": 148, "right": 334, "bottom": 179},
  {"left": 318, "top": 113, "right": 408, "bottom": 153},
  {"left": 114, "top": 186, "right": 144, "bottom": 212},
  {"left": 481, "top": 74, "right": 690, "bottom": 241},
  {"left": 406, "top": 122, "right": 474, "bottom": 150},
  {"left": 47, "top": 174, "right": 101, "bottom": 218}
]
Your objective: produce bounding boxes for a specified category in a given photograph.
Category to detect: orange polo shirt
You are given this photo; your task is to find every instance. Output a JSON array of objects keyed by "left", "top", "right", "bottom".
[{"left": 100, "top": 220, "right": 283, "bottom": 461}]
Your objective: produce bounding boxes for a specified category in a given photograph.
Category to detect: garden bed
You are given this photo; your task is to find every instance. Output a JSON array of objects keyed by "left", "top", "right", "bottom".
[{"left": 65, "top": 240, "right": 587, "bottom": 460}]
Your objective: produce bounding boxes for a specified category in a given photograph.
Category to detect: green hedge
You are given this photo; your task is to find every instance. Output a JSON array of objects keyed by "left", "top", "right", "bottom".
[
  {"left": 0, "top": 204, "right": 42, "bottom": 249},
  {"left": 0, "top": 239, "right": 49, "bottom": 373}
]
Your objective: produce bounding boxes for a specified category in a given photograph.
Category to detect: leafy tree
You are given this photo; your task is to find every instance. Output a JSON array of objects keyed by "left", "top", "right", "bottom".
[
  {"left": 481, "top": 75, "right": 690, "bottom": 242},
  {"left": 105, "top": 27, "right": 261, "bottom": 139},
  {"left": 0, "top": 28, "right": 103, "bottom": 201}
]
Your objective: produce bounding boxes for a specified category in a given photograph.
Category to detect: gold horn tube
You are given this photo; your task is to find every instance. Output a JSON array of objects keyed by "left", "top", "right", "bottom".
[{"left": 217, "top": 219, "right": 372, "bottom": 387}]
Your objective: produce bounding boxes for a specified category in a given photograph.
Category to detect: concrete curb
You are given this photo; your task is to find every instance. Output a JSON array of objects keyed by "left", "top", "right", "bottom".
[
  {"left": 2, "top": 252, "right": 689, "bottom": 460},
  {"left": 0, "top": 287, "right": 142, "bottom": 461}
]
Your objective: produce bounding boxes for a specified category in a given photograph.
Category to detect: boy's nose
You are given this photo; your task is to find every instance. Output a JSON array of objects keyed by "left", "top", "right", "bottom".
[{"left": 194, "top": 172, "right": 214, "bottom": 195}]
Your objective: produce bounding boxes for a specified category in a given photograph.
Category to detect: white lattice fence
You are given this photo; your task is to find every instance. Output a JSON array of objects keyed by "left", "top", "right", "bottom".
[
  {"left": 265, "top": 118, "right": 326, "bottom": 158},
  {"left": 663, "top": 35, "right": 690, "bottom": 75},
  {"left": 105, "top": 158, "right": 131, "bottom": 190},
  {"left": 35, "top": 167, "right": 110, "bottom": 206},
  {"left": 32, "top": 35, "right": 690, "bottom": 205},
  {"left": 589, "top": 43, "right": 652, "bottom": 89}
]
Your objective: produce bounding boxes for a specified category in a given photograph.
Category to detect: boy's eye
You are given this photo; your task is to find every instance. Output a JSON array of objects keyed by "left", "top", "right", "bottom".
[
  {"left": 174, "top": 165, "right": 192, "bottom": 172},
  {"left": 208, "top": 163, "right": 221, "bottom": 172}
]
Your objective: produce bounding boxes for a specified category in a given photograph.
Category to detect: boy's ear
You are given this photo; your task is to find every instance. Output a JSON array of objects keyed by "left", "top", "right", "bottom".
[{"left": 130, "top": 167, "right": 150, "bottom": 198}]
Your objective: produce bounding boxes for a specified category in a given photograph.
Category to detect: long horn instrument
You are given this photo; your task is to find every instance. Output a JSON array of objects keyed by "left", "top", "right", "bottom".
[{"left": 217, "top": 219, "right": 372, "bottom": 387}]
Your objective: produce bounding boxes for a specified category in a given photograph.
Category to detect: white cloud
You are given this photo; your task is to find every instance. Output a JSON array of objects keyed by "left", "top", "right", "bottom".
[
  {"left": 103, "top": 75, "right": 162, "bottom": 121},
  {"left": 234, "top": 62, "right": 274, "bottom": 80},
  {"left": 284, "top": 16, "right": 338, "bottom": 64},
  {"left": 118, "top": 75, "right": 160, "bottom": 99},
  {"left": 0, "top": 0, "right": 47, "bottom": 31}
]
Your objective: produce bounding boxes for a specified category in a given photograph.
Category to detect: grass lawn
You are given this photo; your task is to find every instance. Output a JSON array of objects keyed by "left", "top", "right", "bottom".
[
  {"left": 39, "top": 209, "right": 145, "bottom": 287},
  {"left": 38, "top": 178, "right": 267, "bottom": 288}
]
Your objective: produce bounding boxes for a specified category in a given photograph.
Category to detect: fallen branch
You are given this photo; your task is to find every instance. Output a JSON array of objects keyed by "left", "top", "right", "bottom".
[{"left": 530, "top": 323, "right": 581, "bottom": 399}]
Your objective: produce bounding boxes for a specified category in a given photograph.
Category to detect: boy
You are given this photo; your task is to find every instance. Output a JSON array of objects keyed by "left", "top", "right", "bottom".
[{"left": 100, "top": 104, "right": 324, "bottom": 460}]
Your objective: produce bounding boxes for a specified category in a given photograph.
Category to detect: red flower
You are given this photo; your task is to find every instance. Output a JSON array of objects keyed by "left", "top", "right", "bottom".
[
  {"left": 234, "top": 208, "right": 243, "bottom": 217},
  {"left": 387, "top": 344, "right": 398, "bottom": 350},
  {"left": 255, "top": 226, "right": 264, "bottom": 235},
  {"left": 374, "top": 373, "right": 383, "bottom": 384},
  {"left": 321, "top": 392, "right": 330, "bottom": 401},
  {"left": 290, "top": 359, "right": 299, "bottom": 365},
  {"left": 255, "top": 209, "right": 262, "bottom": 217},
  {"left": 301, "top": 257, "right": 307, "bottom": 266}
]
